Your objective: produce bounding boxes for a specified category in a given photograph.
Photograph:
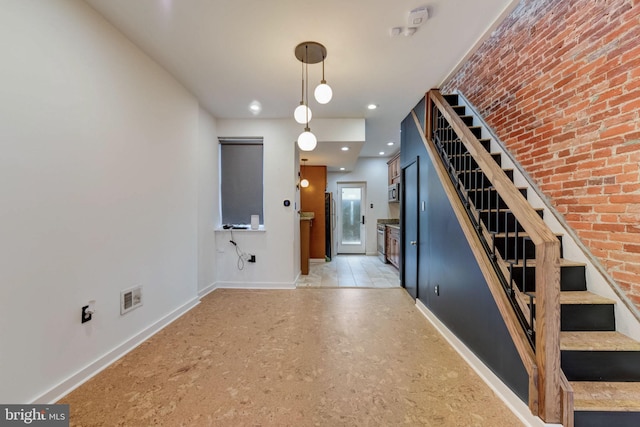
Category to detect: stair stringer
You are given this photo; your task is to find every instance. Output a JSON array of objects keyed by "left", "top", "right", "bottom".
[{"left": 453, "top": 90, "right": 640, "bottom": 342}]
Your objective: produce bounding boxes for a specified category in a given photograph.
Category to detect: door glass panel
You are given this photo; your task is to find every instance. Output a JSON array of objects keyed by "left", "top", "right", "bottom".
[{"left": 340, "top": 188, "right": 361, "bottom": 244}]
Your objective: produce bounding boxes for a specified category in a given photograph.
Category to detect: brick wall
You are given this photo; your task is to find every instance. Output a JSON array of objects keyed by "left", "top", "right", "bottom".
[{"left": 443, "top": 0, "right": 640, "bottom": 308}]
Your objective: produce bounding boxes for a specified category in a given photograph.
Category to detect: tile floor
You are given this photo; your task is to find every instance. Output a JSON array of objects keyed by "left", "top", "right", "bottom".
[{"left": 296, "top": 255, "right": 400, "bottom": 288}]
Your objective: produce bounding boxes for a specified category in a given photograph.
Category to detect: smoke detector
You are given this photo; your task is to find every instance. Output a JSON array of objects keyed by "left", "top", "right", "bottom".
[{"left": 408, "top": 6, "right": 429, "bottom": 27}]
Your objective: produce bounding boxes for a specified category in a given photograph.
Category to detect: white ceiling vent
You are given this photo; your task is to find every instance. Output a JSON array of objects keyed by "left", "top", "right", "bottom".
[{"left": 121, "top": 285, "right": 143, "bottom": 315}]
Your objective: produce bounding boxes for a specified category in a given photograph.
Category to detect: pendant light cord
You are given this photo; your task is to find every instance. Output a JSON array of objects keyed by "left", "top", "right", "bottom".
[
  {"left": 300, "top": 57, "right": 304, "bottom": 104},
  {"left": 305, "top": 45, "right": 309, "bottom": 128}
]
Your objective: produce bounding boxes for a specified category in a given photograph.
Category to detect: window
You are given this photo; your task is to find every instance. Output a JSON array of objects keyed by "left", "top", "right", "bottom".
[{"left": 219, "top": 137, "right": 264, "bottom": 226}]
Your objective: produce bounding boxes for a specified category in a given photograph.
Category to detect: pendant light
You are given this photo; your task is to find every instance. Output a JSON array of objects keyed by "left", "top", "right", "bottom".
[
  {"left": 314, "top": 53, "right": 332, "bottom": 104},
  {"left": 294, "top": 42, "right": 329, "bottom": 152},
  {"left": 300, "top": 158, "right": 310, "bottom": 188}
]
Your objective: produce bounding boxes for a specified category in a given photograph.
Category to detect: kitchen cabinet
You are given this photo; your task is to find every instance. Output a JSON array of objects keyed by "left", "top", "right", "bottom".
[
  {"left": 387, "top": 153, "right": 401, "bottom": 185},
  {"left": 386, "top": 225, "right": 400, "bottom": 269},
  {"left": 300, "top": 218, "right": 311, "bottom": 275}
]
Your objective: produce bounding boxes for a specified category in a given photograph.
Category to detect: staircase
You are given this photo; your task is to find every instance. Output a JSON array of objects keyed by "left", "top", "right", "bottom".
[{"left": 428, "top": 91, "right": 640, "bottom": 426}]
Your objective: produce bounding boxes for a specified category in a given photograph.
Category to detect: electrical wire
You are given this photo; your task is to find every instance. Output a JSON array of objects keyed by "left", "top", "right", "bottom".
[{"left": 229, "top": 229, "right": 250, "bottom": 270}]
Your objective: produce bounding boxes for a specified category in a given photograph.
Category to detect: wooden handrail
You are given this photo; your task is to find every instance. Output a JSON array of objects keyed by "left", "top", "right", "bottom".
[{"left": 425, "top": 89, "right": 563, "bottom": 423}]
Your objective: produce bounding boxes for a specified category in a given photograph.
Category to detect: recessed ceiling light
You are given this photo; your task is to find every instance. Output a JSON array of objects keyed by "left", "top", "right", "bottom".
[
  {"left": 387, "top": 142, "right": 394, "bottom": 146},
  {"left": 379, "top": 151, "right": 385, "bottom": 155},
  {"left": 249, "top": 100, "right": 262, "bottom": 115},
  {"left": 340, "top": 167, "right": 345, "bottom": 171},
  {"left": 341, "top": 146, "right": 349, "bottom": 151},
  {"left": 367, "top": 104, "right": 377, "bottom": 110}
]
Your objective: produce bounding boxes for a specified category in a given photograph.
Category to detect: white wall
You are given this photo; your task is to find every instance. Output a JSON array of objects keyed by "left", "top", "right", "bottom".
[
  {"left": 215, "top": 118, "right": 364, "bottom": 286},
  {"left": 328, "top": 157, "right": 396, "bottom": 255},
  {"left": 197, "top": 108, "right": 219, "bottom": 295},
  {"left": 0, "top": 0, "right": 208, "bottom": 403}
]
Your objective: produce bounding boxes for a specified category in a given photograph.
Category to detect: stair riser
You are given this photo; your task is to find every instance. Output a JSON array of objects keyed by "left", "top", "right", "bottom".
[
  {"left": 563, "top": 351, "right": 640, "bottom": 381},
  {"left": 466, "top": 188, "right": 522, "bottom": 212},
  {"left": 438, "top": 137, "right": 491, "bottom": 152},
  {"left": 494, "top": 234, "right": 564, "bottom": 261},
  {"left": 443, "top": 94, "right": 459, "bottom": 105},
  {"left": 561, "top": 304, "right": 616, "bottom": 331},
  {"left": 510, "top": 265, "right": 587, "bottom": 292},
  {"left": 459, "top": 170, "right": 515, "bottom": 189},
  {"left": 460, "top": 115, "right": 474, "bottom": 126},
  {"left": 575, "top": 411, "right": 640, "bottom": 427},
  {"left": 448, "top": 152, "right": 502, "bottom": 170}
]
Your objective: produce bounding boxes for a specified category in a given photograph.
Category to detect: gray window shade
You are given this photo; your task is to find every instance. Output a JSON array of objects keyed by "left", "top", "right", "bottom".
[{"left": 220, "top": 139, "right": 264, "bottom": 225}]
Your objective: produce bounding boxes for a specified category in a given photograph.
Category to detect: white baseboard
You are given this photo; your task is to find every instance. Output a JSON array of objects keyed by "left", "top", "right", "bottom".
[
  {"left": 215, "top": 281, "right": 296, "bottom": 290},
  {"left": 198, "top": 282, "right": 217, "bottom": 298},
  {"left": 34, "top": 297, "right": 200, "bottom": 404},
  {"left": 415, "top": 300, "right": 558, "bottom": 427}
]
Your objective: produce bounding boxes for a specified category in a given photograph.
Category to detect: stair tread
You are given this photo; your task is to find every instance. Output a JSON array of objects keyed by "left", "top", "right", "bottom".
[
  {"left": 479, "top": 207, "right": 544, "bottom": 213},
  {"left": 561, "top": 331, "right": 640, "bottom": 351},
  {"left": 507, "top": 258, "right": 585, "bottom": 268},
  {"left": 529, "top": 291, "right": 615, "bottom": 305},
  {"left": 466, "top": 182, "right": 521, "bottom": 190},
  {"left": 572, "top": 381, "right": 640, "bottom": 411},
  {"left": 493, "top": 231, "right": 562, "bottom": 238}
]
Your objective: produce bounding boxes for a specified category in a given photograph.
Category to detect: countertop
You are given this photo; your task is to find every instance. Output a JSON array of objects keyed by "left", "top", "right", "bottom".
[
  {"left": 300, "top": 211, "right": 315, "bottom": 220},
  {"left": 377, "top": 218, "right": 399, "bottom": 225}
]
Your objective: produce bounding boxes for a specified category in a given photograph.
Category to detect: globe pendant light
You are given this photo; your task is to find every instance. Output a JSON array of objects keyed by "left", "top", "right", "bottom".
[
  {"left": 294, "top": 59, "right": 312, "bottom": 124},
  {"left": 314, "top": 55, "right": 332, "bottom": 104},
  {"left": 314, "top": 82, "right": 332, "bottom": 105},
  {"left": 300, "top": 158, "right": 310, "bottom": 188},
  {"left": 294, "top": 104, "right": 312, "bottom": 124},
  {"left": 298, "top": 128, "right": 317, "bottom": 151}
]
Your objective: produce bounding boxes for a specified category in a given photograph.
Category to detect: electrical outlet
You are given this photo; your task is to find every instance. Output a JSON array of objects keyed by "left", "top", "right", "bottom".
[
  {"left": 81, "top": 305, "right": 92, "bottom": 323},
  {"left": 434, "top": 285, "right": 440, "bottom": 296}
]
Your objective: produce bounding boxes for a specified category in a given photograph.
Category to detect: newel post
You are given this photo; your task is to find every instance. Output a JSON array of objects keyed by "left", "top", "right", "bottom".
[{"left": 535, "top": 240, "right": 562, "bottom": 423}]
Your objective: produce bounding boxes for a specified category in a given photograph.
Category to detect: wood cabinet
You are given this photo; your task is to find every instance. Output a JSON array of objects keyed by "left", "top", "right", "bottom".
[
  {"left": 387, "top": 153, "right": 401, "bottom": 185},
  {"left": 300, "top": 219, "right": 311, "bottom": 275},
  {"left": 386, "top": 226, "right": 400, "bottom": 268}
]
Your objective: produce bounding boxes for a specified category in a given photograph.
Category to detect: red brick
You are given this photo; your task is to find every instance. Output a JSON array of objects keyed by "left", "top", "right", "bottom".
[
  {"left": 599, "top": 122, "right": 637, "bottom": 139},
  {"left": 623, "top": 244, "right": 640, "bottom": 254},
  {"left": 616, "top": 141, "right": 640, "bottom": 154}
]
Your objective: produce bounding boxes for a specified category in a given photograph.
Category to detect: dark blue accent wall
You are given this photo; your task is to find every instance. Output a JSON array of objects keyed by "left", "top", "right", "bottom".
[{"left": 401, "top": 103, "right": 529, "bottom": 403}]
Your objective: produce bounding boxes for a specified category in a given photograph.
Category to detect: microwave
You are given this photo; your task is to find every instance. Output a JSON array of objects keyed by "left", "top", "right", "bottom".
[{"left": 388, "top": 183, "right": 400, "bottom": 203}]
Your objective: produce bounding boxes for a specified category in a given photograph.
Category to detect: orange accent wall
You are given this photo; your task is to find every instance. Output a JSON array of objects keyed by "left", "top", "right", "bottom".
[{"left": 300, "top": 165, "right": 327, "bottom": 259}]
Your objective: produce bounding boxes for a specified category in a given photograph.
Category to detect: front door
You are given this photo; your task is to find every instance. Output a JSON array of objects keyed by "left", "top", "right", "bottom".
[
  {"left": 403, "top": 160, "right": 418, "bottom": 299},
  {"left": 337, "top": 182, "right": 366, "bottom": 254}
]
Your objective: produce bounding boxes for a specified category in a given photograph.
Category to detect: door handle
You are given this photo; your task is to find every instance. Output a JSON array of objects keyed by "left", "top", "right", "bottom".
[
  {"left": 362, "top": 215, "right": 365, "bottom": 225},
  {"left": 410, "top": 241, "right": 417, "bottom": 246}
]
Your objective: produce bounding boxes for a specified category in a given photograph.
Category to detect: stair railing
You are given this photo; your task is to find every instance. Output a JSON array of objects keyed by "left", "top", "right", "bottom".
[{"left": 416, "top": 89, "right": 564, "bottom": 423}]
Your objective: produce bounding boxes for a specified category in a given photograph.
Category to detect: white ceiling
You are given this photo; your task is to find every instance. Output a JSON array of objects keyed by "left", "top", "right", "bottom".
[{"left": 84, "top": 0, "right": 517, "bottom": 170}]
